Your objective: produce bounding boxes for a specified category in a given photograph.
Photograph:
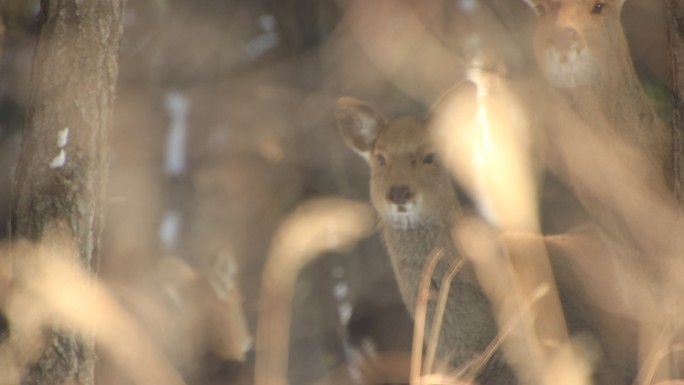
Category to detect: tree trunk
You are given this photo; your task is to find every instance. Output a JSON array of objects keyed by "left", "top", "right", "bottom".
[
  {"left": 9, "top": 0, "right": 125, "bottom": 384},
  {"left": 668, "top": 0, "right": 684, "bottom": 204}
]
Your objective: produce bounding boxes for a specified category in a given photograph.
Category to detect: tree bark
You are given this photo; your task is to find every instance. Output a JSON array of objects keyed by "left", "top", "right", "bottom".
[
  {"left": 668, "top": 0, "right": 684, "bottom": 204},
  {"left": 9, "top": 0, "right": 125, "bottom": 384}
]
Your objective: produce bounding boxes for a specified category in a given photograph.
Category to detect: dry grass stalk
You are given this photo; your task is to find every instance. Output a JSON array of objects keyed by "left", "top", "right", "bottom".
[
  {"left": 465, "top": 284, "right": 550, "bottom": 383},
  {"left": 430, "top": 72, "right": 588, "bottom": 385},
  {"left": 639, "top": 326, "right": 680, "bottom": 385},
  {"left": 312, "top": 351, "right": 413, "bottom": 385},
  {"left": 341, "top": 0, "right": 466, "bottom": 103},
  {"left": 410, "top": 248, "right": 444, "bottom": 385},
  {"left": 419, "top": 373, "right": 472, "bottom": 385},
  {"left": 254, "top": 197, "right": 374, "bottom": 385},
  {"left": 424, "top": 257, "right": 465, "bottom": 375},
  {"left": 2, "top": 237, "right": 186, "bottom": 385}
]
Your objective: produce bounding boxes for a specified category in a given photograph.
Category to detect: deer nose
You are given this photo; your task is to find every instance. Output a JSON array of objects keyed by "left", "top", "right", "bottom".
[
  {"left": 550, "top": 28, "right": 578, "bottom": 51},
  {"left": 388, "top": 185, "right": 413, "bottom": 205}
]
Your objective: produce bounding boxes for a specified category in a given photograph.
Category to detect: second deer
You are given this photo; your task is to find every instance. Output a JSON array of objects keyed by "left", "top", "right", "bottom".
[{"left": 336, "top": 96, "right": 517, "bottom": 385}]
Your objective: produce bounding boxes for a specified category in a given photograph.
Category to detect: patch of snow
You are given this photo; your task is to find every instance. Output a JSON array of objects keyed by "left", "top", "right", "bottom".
[
  {"left": 163, "top": 92, "right": 190, "bottom": 177},
  {"left": 337, "top": 302, "right": 353, "bottom": 325},
  {"left": 458, "top": 0, "right": 479, "bottom": 13},
  {"left": 258, "top": 14, "right": 276, "bottom": 32},
  {"left": 242, "top": 33, "right": 279, "bottom": 62},
  {"left": 159, "top": 210, "right": 181, "bottom": 252},
  {"left": 333, "top": 282, "right": 348, "bottom": 300},
  {"left": 49, "top": 149, "right": 66, "bottom": 168},
  {"left": 243, "top": 14, "right": 279, "bottom": 61},
  {"left": 57, "top": 127, "right": 69, "bottom": 148}
]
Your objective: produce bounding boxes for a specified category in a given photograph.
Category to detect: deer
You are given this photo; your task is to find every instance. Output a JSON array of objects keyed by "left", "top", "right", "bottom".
[
  {"left": 521, "top": 1, "right": 683, "bottom": 383},
  {"left": 522, "top": 0, "right": 672, "bottom": 183},
  {"left": 520, "top": 0, "right": 676, "bottom": 244},
  {"left": 335, "top": 92, "right": 647, "bottom": 385},
  {"left": 427, "top": 70, "right": 645, "bottom": 385},
  {"left": 335, "top": 96, "right": 517, "bottom": 385}
]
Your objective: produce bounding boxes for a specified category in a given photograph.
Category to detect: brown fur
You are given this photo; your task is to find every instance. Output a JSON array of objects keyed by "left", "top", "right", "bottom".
[
  {"left": 336, "top": 97, "right": 516, "bottom": 385},
  {"left": 522, "top": 1, "right": 682, "bottom": 382},
  {"left": 522, "top": 0, "right": 674, "bottom": 244},
  {"left": 524, "top": 0, "right": 670, "bottom": 173}
]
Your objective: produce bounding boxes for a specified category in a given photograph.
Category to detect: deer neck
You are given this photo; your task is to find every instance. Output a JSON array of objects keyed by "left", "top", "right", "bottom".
[
  {"left": 381, "top": 207, "right": 460, "bottom": 278},
  {"left": 564, "top": 56, "right": 649, "bottom": 124},
  {"left": 553, "top": 51, "right": 669, "bottom": 173},
  {"left": 381, "top": 212, "right": 458, "bottom": 312},
  {"left": 383, "top": 220, "right": 451, "bottom": 260}
]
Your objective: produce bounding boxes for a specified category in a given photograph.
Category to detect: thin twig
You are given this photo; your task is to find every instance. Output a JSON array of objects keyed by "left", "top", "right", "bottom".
[
  {"left": 419, "top": 372, "right": 472, "bottom": 385},
  {"left": 464, "top": 284, "right": 550, "bottom": 382},
  {"left": 411, "top": 248, "right": 445, "bottom": 385},
  {"left": 254, "top": 198, "right": 374, "bottom": 385},
  {"left": 639, "top": 323, "right": 678, "bottom": 385},
  {"left": 424, "top": 258, "right": 465, "bottom": 374}
]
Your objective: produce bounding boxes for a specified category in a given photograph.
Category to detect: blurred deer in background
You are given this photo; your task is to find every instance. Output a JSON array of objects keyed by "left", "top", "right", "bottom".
[
  {"left": 522, "top": 0, "right": 675, "bottom": 242},
  {"left": 429, "top": 71, "right": 641, "bottom": 385},
  {"left": 524, "top": 0, "right": 671, "bottom": 175},
  {"left": 522, "top": 0, "right": 683, "bottom": 383}
]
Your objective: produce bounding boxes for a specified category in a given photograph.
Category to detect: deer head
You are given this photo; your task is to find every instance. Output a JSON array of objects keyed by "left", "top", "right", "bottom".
[
  {"left": 335, "top": 97, "right": 457, "bottom": 230},
  {"left": 522, "top": 0, "right": 629, "bottom": 88}
]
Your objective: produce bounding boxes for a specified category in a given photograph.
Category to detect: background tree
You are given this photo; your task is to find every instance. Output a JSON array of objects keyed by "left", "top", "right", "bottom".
[
  {"left": 9, "top": 0, "right": 126, "bottom": 384},
  {"left": 668, "top": 0, "right": 684, "bottom": 203}
]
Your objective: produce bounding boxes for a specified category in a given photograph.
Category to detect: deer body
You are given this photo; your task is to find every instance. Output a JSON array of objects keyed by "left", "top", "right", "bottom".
[
  {"left": 336, "top": 98, "right": 515, "bottom": 384},
  {"left": 519, "top": 0, "right": 680, "bottom": 261},
  {"left": 522, "top": 0, "right": 679, "bottom": 297},
  {"left": 524, "top": 0, "right": 672, "bottom": 194},
  {"left": 522, "top": 1, "right": 682, "bottom": 383}
]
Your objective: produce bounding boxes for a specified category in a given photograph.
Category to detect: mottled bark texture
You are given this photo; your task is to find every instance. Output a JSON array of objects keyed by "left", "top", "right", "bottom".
[
  {"left": 9, "top": 0, "right": 125, "bottom": 384},
  {"left": 669, "top": 0, "right": 684, "bottom": 204}
]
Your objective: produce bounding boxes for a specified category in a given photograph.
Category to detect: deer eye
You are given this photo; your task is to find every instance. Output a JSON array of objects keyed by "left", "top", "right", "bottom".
[
  {"left": 422, "top": 153, "right": 435, "bottom": 165},
  {"left": 535, "top": 4, "right": 546, "bottom": 16},
  {"left": 374, "top": 153, "right": 386, "bottom": 166},
  {"left": 591, "top": 2, "right": 605, "bottom": 14}
]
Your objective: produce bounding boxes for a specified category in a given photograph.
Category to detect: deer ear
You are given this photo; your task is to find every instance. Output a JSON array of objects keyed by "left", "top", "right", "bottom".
[{"left": 335, "top": 97, "right": 387, "bottom": 160}]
